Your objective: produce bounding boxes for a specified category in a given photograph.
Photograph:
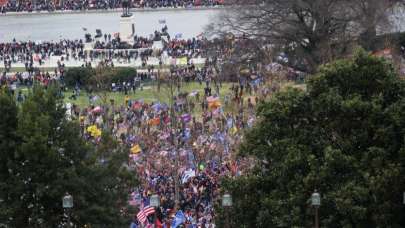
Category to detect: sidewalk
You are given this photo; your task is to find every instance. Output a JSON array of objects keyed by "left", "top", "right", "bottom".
[{"left": 1, "top": 54, "right": 206, "bottom": 72}]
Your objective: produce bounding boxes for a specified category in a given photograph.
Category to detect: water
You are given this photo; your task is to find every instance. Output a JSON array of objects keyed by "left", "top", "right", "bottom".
[{"left": 0, "top": 9, "right": 223, "bottom": 42}]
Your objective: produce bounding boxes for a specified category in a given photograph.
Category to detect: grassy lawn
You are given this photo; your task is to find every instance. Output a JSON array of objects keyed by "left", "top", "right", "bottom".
[
  {"left": 17, "top": 80, "right": 301, "bottom": 114},
  {"left": 17, "top": 80, "right": 264, "bottom": 117},
  {"left": 16, "top": 79, "right": 308, "bottom": 119},
  {"left": 62, "top": 82, "right": 233, "bottom": 111},
  {"left": 17, "top": 79, "right": 299, "bottom": 116}
]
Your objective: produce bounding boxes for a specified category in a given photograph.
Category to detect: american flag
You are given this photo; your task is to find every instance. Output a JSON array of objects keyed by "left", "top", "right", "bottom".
[{"left": 137, "top": 206, "right": 155, "bottom": 224}]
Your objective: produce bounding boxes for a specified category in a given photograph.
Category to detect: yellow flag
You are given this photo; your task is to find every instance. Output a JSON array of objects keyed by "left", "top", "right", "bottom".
[
  {"left": 92, "top": 128, "right": 102, "bottom": 137},
  {"left": 87, "top": 125, "right": 102, "bottom": 137},
  {"left": 87, "top": 125, "right": 97, "bottom": 133},
  {"left": 178, "top": 57, "right": 188, "bottom": 65},
  {"left": 131, "top": 144, "right": 142, "bottom": 154},
  {"left": 230, "top": 126, "right": 238, "bottom": 135}
]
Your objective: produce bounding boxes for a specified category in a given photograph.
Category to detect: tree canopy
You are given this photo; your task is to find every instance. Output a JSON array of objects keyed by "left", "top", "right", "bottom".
[
  {"left": 210, "top": 0, "right": 405, "bottom": 72},
  {"left": 0, "top": 86, "right": 137, "bottom": 227},
  {"left": 219, "top": 50, "right": 405, "bottom": 227}
]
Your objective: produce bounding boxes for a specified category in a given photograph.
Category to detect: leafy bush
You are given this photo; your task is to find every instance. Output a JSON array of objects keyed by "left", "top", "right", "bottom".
[
  {"left": 64, "top": 67, "right": 137, "bottom": 88},
  {"left": 64, "top": 67, "right": 95, "bottom": 87},
  {"left": 110, "top": 67, "right": 137, "bottom": 83}
]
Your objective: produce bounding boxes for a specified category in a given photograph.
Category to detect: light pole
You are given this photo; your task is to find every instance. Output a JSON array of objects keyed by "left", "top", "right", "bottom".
[
  {"left": 150, "top": 194, "right": 160, "bottom": 228},
  {"left": 62, "top": 192, "right": 73, "bottom": 228},
  {"left": 222, "top": 193, "right": 233, "bottom": 228},
  {"left": 311, "top": 190, "right": 321, "bottom": 228},
  {"left": 403, "top": 192, "right": 405, "bottom": 205},
  {"left": 157, "top": 59, "right": 162, "bottom": 92}
]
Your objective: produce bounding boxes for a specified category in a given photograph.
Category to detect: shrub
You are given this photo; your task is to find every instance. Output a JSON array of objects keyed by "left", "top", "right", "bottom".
[
  {"left": 110, "top": 67, "right": 137, "bottom": 83},
  {"left": 64, "top": 67, "right": 95, "bottom": 87}
]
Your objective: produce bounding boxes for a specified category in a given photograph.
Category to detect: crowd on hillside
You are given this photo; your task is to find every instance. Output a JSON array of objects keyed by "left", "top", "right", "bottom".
[
  {"left": 62, "top": 67, "right": 268, "bottom": 227},
  {"left": 0, "top": 55, "right": 274, "bottom": 227},
  {"left": 0, "top": 0, "right": 224, "bottom": 13},
  {"left": 0, "top": 22, "right": 292, "bottom": 226}
]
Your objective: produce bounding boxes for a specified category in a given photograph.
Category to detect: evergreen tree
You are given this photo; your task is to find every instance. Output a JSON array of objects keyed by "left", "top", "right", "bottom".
[
  {"left": 219, "top": 50, "right": 405, "bottom": 227},
  {"left": 0, "top": 89, "right": 19, "bottom": 226},
  {"left": 0, "top": 86, "right": 137, "bottom": 227}
]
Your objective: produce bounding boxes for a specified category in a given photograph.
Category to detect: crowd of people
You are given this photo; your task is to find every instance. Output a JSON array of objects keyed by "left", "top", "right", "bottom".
[
  {"left": 0, "top": 58, "right": 271, "bottom": 227},
  {"left": 0, "top": 0, "right": 225, "bottom": 13},
  {"left": 0, "top": 24, "right": 287, "bottom": 226},
  {"left": 62, "top": 66, "right": 269, "bottom": 227},
  {"left": 0, "top": 26, "right": 210, "bottom": 71},
  {"left": 0, "top": 38, "right": 85, "bottom": 71}
]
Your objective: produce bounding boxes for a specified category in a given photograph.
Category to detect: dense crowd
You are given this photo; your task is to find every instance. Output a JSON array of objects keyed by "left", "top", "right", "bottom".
[
  {"left": 0, "top": 0, "right": 224, "bottom": 13},
  {"left": 1, "top": 57, "right": 271, "bottom": 227},
  {"left": 0, "top": 26, "right": 209, "bottom": 71},
  {"left": 68, "top": 68, "right": 267, "bottom": 227},
  {"left": 0, "top": 25, "right": 289, "bottom": 226}
]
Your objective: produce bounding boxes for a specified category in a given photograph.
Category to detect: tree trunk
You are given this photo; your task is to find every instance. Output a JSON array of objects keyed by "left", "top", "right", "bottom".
[{"left": 360, "top": 25, "right": 378, "bottom": 51}]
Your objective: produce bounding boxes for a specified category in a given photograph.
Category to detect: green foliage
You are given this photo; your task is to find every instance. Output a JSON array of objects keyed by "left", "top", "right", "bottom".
[
  {"left": 64, "top": 67, "right": 95, "bottom": 87},
  {"left": 0, "top": 89, "right": 19, "bottom": 225},
  {"left": 111, "top": 67, "right": 138, "bottom": 83},
  {"left": 64, "top": 67, "right": 137, "bottom": 89},
  {"left": 220, "top": 50, "right": 405, "bottom": 227},
  {"left": 0, "top": 85, "right": 137, "bottom": 227}
]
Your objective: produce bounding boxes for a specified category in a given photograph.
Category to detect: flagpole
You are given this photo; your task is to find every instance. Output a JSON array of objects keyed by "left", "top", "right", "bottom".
[{"left": 169, "top": 66, "right": 180, "bottom": 210}]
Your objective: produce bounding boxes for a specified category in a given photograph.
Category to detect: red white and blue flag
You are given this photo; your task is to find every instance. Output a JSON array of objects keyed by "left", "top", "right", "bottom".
[{"left": 137, "top": 206, "right": 155, "bottom": 224}]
